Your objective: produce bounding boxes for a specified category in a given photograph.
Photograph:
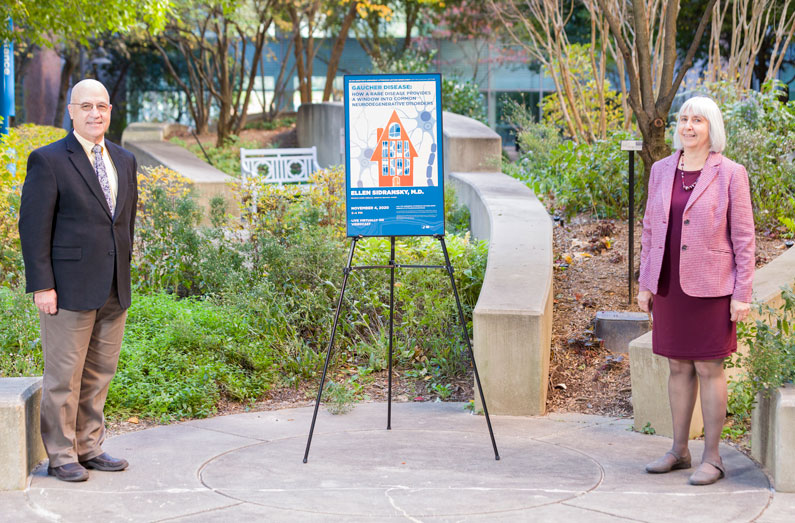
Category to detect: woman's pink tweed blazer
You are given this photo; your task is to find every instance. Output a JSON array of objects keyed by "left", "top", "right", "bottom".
[{"left": 638, "top": 150, "right": 755, "bottom": 303}]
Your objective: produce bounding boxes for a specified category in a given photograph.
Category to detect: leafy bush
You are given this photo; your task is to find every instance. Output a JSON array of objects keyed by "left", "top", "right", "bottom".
[
  {"left": 719, "top": 81, "right": 795, "bottom": 231},
  {"left": 540, "top": 44, "right": 626, "bottom": 140},
  {"left": 0, "top": 124, "right": 67, "bottom": 284},
  {"left": 133, "top": 166, "right": 203, "bottom": 295},
  {"left": 244, "top": 116, "right": 296, "bottom": 131},
  {"left": 2, "top": 140, "right": 488, "bottom": 421},
  {"left": 503, "top": 99, "right": 564, "bottom": 175},
  {"left": 442, "top": 77, "right": 487, "bottom": 124},
  {"left": 508, "top": 125, "right": 643, "bottom": 219},
  {"left": 733, "top": 286, "right": 795, "bottom": 398},
  {"left": 106, "top": 293, "right": 277, "bottom": 420},
  {"left": 0, "top": 285, "right": 42, "bottom": 377}
]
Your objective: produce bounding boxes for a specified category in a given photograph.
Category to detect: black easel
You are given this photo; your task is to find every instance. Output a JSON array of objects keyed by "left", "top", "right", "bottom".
[{"left": 303, "top": 234, "right": 500, "bottom": 463}]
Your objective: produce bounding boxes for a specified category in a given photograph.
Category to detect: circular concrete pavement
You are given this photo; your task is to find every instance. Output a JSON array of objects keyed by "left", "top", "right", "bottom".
[{"left": 6, "top": 402, "right": 793, "bottom": 522}]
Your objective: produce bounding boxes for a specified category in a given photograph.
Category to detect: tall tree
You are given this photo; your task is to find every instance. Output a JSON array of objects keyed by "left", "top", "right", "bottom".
[
  {"left": 5, "top": 0, "right": 168, "bottom": 127},
  {"left": 706, "top": 0, "right": 795, "bottom": 90},
  {"left": 595, "top": 0, "right": 718, "bottom": 183},
  {"left": 0, "top": 0, "right": 169, "bottom": 46},
  {"left": 492, "top": 0, "right": 618, "bottom": 143},
  {"left": 152, "top": 0, "right": 276, "bottom": 145}
]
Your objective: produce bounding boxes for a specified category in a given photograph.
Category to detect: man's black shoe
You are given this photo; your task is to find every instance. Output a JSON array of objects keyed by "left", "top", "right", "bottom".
[
  {"left": 79, "top": 452, "right": 129, "bottom": 472},
  {"left": 47, "top": 462, "right": 89, "bottom": 482}
]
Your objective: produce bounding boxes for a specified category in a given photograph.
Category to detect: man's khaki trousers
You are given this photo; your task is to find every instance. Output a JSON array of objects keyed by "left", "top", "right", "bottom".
[{"left": 39, "top": 286, "right": 127, "bottom": 468}]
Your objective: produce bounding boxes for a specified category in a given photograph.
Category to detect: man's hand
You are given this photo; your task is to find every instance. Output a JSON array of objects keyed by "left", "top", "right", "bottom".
[
  {"left": 34, "top": 289, "right": 58, "bottom": 315},
  {"left": 730, "top": 299, "right": 751, "bottom": 323},
  {"left": 637, "top": 289, "right": 653, "bottom": 313}
]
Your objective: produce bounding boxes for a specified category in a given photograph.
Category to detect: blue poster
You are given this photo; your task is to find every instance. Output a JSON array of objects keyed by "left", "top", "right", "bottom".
[{"left": 345, "top": 74, "right": 444, "bottom": 237}]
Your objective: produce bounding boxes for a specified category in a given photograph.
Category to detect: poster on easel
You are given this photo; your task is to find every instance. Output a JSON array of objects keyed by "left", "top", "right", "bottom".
[{"left": 344, "top": 73, "right": 444, "bottom": 237}]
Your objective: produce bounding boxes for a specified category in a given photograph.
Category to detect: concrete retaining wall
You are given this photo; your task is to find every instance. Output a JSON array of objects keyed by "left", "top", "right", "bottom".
[
  {"left": 442, "top": 112, "right": 502, "bottom": 179},
  {"left": 630, "top": 245, "right": 795, "bottom": 439},
  {"left": 753, "top": 384, "right": 795, "bottom": 492},
  {"left": 0, "top": 378, "right": 46, "bottom": 490},
  {"left": 296, "top": 102, "right": 344, "bottom": 168},
  {"left": 121, "top": 123, "right": 239, "bottom": 222},
  {"left": 444, "top": 115, "right": 553, "bottom": 416}
]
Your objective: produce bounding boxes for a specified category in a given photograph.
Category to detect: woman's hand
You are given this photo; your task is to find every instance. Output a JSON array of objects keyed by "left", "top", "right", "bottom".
[
  {"left": 730, "top": 299, "right": 751, "bottom": 323},
  {"left": 637, "top": 290, "right": 653, "bottom": 313}
]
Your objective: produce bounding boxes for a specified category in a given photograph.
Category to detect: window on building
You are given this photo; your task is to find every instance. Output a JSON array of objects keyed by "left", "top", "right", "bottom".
[
  {"left": 390, "top": 141, "right": 396, "bottom": 158},
  {"left": 396, "top": 158, "right": 403, "bottom": 173},
  {"left": 390, "top": 159, "right": 396, "bottom": 177},
  {"left": 396, "top": 140, "right": 402, "bottom": 156},
  {"left": 404, "top": 141, "right": 409, "bottom": 154},
  {"left": 382, "top": 141, "right": 388, "bottom": 158},
  {"left": 389, "top": 123, "right": 401, "bottom": 139},
  {"left": 382, "top": 160, "right": 389, "bottom": 177},
  {"left": 404, "top": 158, "right": 411, "bottom": 176}
]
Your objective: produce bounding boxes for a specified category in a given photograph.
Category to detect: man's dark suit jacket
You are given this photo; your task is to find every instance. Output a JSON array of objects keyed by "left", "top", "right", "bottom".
[{"left": 19, "top": 132, "right": 138, "bottom": 310}]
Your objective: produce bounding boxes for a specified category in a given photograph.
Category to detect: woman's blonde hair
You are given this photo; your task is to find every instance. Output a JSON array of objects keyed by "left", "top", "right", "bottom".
[{"left": 672, "top": 96, "right": 726, "bottom": 153}]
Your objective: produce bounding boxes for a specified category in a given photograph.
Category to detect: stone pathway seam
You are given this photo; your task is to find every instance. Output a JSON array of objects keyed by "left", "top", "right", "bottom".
[
  {"left": 560, "top": 501, "right": 649, "bottom": 522},
  {"left": 182, "top": 423, "right": 272, "bottom": 442},
  {"left": 384, "top": 486, "right": 423, "bottom": 522},
  {"left": 197, "top": 440, "right": 267, "bottom": 495},
  {"left": 151, "top": 500, "right": 246, "bottom": 523},
  {"left": 749, "top": 486, "right": 776, "bottom": 522}
]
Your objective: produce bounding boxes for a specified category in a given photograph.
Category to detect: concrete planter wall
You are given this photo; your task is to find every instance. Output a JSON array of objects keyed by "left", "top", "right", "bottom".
[
  {"left": 296, "top": 102, "right": 344, "bottom": 168},
  {"left": 752, "top": 384, "right": 795, "bottom": 492},
  {"left": 442, "top": 112, "right": 554, "bottom": 416},
  {"left": 0, "top": 378, "right": 46, "bottom": 490},
  {"left": 121, "top": 122, "right": 239, "bottom": 224}
]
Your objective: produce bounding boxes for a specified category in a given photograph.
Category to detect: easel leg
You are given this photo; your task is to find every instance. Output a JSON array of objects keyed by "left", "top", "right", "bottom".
[
  {"left": 387, "top": 237, "right": 395, "bottom": 430},
  {"left": 437, "top": 236, "right": 500, "bottom": 460},
  {"left": 303, "top": 237, "right": 359, "bottom": 463}
]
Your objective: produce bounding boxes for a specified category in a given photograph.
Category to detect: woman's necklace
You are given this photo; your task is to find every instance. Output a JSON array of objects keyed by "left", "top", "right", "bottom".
[{"left": 679, "top": 153, "right": 703, "bottom": 191}]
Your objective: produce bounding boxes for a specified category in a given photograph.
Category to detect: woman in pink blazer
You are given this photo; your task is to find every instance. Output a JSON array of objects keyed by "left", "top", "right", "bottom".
[{"left": 638, "top": 96, "right": 755, "bottom": 485}]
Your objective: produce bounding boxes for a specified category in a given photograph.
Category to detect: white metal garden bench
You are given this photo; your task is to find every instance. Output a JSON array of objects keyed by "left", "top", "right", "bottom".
[{"left": 240, "top": 146, "right": 321, "bottom": 186}]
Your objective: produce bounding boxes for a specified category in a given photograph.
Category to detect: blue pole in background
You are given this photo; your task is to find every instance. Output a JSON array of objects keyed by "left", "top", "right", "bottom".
[{"left": 1, "top": 18, "right": 14, "bottom": 135}]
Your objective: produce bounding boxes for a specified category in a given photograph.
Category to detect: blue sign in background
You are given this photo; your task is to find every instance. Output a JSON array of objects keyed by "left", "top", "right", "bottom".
[{"left": 345, "top": 74, "right": 444, "bottom": 237}]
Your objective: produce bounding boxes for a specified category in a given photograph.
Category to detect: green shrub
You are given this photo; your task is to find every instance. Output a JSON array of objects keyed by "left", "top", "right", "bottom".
[
  {"left": 509, "top": 127, "right": 643, "bottom": 219},
  {"left": 0, "top": 286, "right": 42, "bottom": 377},
  {"left": 442, "top": 78, "right": 487, "bottom": 124},
  {"left": 0, "top": 124, "right": 67, "bottom": 285},
  {"left": 244, "top": 116, "right": 296, "bottom": 131},
  {"left": 106, "top": 293, "right": 276, "bottom": 420},
  {"left": 1, "top": 146, "right": 489, "bottom": 420},
  {"left": 132, "top": 166, "right": 203, "bottom": 295},
  {"left": 720, "top": 81, "right": 795, "bottom": 231},
  {"left": 733, "top": 286, "right": 795, "bottom": 397}
]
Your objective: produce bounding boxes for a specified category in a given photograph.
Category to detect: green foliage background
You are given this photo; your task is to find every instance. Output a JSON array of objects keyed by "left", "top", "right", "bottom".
[
  {"left": 505, "top": 80, "right": 795, "bottom": 226},
  {"left": 0, "top": 131, "right": 487, "bottom": 421}
]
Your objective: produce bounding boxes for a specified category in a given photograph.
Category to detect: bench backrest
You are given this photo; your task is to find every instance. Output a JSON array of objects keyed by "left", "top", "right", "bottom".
[{"left": 240, "top": 146, "right": 321, "bottom": 186}]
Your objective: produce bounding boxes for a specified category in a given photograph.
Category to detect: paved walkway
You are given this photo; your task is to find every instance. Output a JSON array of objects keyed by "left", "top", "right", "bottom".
[{"left": 2, "top": 402, "right": 793, "bottom": 522}]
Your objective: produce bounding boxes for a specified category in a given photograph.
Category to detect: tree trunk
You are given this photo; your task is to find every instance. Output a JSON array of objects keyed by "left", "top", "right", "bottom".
[
  {"left": 54, "top": 49, "right": 78, "bottom": 128},
  {"left": 597, "top": 0, "right": 717, "bottom": 186},
  {"left": 323, "top": 3, "right": 357, "bottom": 101}
]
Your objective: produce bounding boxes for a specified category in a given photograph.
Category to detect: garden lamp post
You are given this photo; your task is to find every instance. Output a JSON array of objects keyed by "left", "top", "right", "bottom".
[{"left": 621, "top": 140, "right": 643, "bottom": 305}]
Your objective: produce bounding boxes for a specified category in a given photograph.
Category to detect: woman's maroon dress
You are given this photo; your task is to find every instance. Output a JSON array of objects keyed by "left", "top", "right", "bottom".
[{"left": 651, "top": 168, "right": 737, "bottom": 360}]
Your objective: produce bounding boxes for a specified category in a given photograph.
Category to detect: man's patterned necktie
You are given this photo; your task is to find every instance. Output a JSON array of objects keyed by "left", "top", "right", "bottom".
[{"left": 92, "top": 144, "right": 114, "bottom": 216}]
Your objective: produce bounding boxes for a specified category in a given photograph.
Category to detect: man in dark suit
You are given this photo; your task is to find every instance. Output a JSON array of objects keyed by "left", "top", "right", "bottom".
[{"left": 19, "top": 79, "right": 138, "bottom": 482}]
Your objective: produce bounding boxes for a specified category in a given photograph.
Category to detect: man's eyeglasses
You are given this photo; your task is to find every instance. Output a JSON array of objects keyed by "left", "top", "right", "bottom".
[{"left": 70, "top": 102, "right": 110, "bottom": 113}]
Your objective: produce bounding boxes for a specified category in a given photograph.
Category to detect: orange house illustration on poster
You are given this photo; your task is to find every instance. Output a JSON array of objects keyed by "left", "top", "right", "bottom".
[{"left": 370, "top": 110, "right": 419, "bottom": 186}]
